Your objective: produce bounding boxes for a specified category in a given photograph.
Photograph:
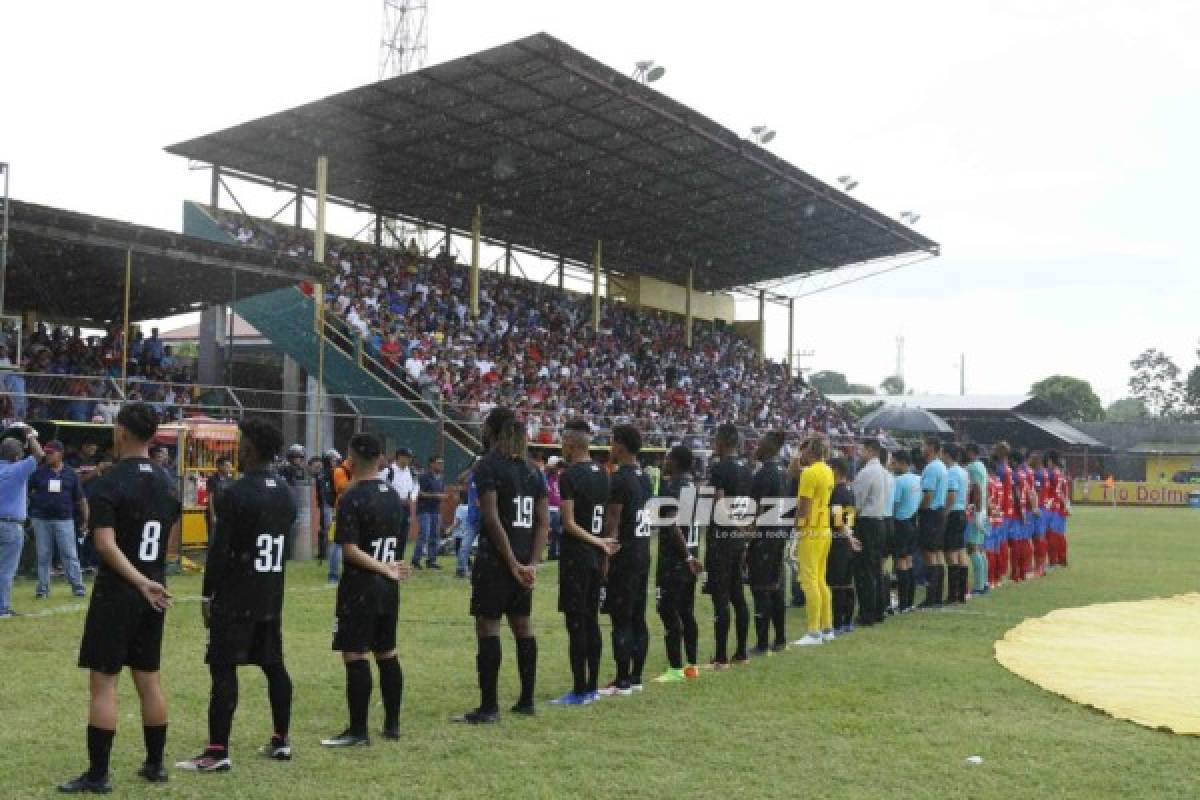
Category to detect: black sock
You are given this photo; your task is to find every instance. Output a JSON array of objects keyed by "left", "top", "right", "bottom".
[
  {"left": 208, "top": 663, "right": 238, "bottom": 750},
  {"left": 143, "top": 723, "right": 167, "bottom": 767},
  {"left": 631, "top": 614, "right": 648, "bottom": 683},
  {"left": 769, "top": 588, "right": 787, "bottom": 646},
  {"left": 752, "top": 590, "right": 772, "bottom": 649},
  {"left": 86, "top": 725, "right": 114, "bottom": 781},
  {"left": 585, "top": 616, "right": 602, "bottom": 692},
  {"left": 345, "top": 660, "right": 372, "bottom": 736},
  {"left": 926, "top": 565, "right": 944, "bottom": 604},
  {"left": 376, "top": 656, "right": 403, "bottom": 730},
  {"left": 713, "top": 599, "right": 730, "bottom": 662},
  {"left": 515, "top": 637, "right": 537, "bottom": 707},
  {"left": 897, "top": 569, "right": 911, "bottom": 609},
  {"left": 611, "top": 621, "right": 632, "bottom": 684},
  {"left": 477, "top": 636, "right": 501, "bottom": 713},
  {"left": 731, "top": 591, "right": 749, "bottom": 660},
  {"left": 566, "top": 615, "right": 589, "bottom": 694},
  {"left": 957, "top": 565, "right": 969, "bottom": 601},
  {"left": 262, "top": 663, "right": 292, "bottom": 739}
]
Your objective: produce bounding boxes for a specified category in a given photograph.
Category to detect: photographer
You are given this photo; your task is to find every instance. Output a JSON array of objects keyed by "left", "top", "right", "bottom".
[{"left": 0, "top": 424, "right": 44, "bottom": 618}]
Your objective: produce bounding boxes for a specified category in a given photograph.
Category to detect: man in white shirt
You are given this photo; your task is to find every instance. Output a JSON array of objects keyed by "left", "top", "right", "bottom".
[
  {"left": 380, "top": 447, "right": 420, "bottom": 560},
  {"left": 851, "top": 439, "right": 889, "bottom": 626}
]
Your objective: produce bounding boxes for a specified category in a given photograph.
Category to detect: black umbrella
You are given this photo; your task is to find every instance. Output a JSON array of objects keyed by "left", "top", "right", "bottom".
[{"left": 859, "top": 406, "right": 953, "bottom": 434}]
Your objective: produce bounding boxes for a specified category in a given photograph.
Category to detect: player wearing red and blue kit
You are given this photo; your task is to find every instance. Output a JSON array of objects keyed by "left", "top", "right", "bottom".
[
  {"left": 992, "top": 442, "right": 1018, "bottom": 585},
  {"left": 1029, "top": 452, "right": 1050, "bottom": 577},
  {"left": 1011, "top": 452, "right": 1035, "bottom": 582},
  {"left": 985, "top": 467, "right": 1005, "bottom": 588},
  {"left": 1045, "top": 451, "right": 1070, "bottom": 567}
]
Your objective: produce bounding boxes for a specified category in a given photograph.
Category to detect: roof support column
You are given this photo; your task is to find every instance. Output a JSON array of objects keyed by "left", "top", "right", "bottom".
[
  {"left": 592, "top": 240, "right": 602, "bottom": 332},
  {"left": 313, "top": 154, "right": 329, "bottom": 457},
  {"left": 557, "top": 255, "right": 565, "bottom": 290},
  {"left": 504, "top": 243, "right": 512, "bottom": 278},
  {"left": 470, "top": 205, "right": 481, "bottom": 319},
  {"left": 685, "top": 267, "right": 694, "bottom": 348},
  {"left": 787, "top": 297, "right": 795, "bottom": 377},
  {"left": 758, "top": 289, "right": 766, "bottom": 363},
  {"left": 210, "top": 166, "right": 220, "bottom": 209},
  {"left": 374, "top": 213, "right": 384, "bottom": 249},
  {"left": 444, "top": 221, "right": 452, "bottom": 256},
  {"left": 293, "top": 189, "right": 303, "bottom": 229}
]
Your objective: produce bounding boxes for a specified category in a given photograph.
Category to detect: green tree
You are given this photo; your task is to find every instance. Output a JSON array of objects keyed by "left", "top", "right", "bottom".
[
  {"left": 809, "top": 370, "right": 850, "bottom": 395},
  {"left": 1128, "top": 348, "right": 1185, "bottom": 417},
  {"left": 880, "top": 374, "right": 905, "bottom": 395},
  {"left": 1105, "top": 397, "right": 1149, "bottom": 422},
  {"left": 1030, "top": 375, "right": 1104, "bottom": 421}
]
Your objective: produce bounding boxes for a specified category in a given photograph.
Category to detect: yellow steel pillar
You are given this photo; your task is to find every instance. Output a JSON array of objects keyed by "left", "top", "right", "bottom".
[
  {"left": 758, "top": 289, "right": 766, "bottom": 363},
  {"left": 470, "top": 205, "right": 481, "bottom": 318},
  {"left": 685, "top": 267, "right": 694, "bottom": 348},
  {"left": 314, "top": 154, "right": 328, "bottom": 456},
  {"left": 592, "top": 240, "right": 602, "bottom": 332}
]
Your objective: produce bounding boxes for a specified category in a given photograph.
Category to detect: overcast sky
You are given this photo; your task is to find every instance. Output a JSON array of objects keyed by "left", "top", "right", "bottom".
[{"left": 5, "top": 0, "right": 1197, "bottom": 403}]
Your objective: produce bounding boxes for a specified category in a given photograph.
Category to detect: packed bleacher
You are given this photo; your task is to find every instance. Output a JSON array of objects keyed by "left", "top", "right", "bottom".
[
  {"left": 0, "top": 321, "right": 199, "bottom": 425},
  {"left": 210, "top": 208, "right": 855, "bottom": 447}
]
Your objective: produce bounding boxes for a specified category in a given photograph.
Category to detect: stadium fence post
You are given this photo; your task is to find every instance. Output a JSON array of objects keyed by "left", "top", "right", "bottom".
[
  {"left": 470, "top": 205, "right": 481, "bottom": 318},
  {"left": 592, "top": 239, "right": 602, "bottom": 331},
  {"left": 685, "top": 266, "right": 694, "bottom": 347},
  {"left": 314, "top": 154, "right": 328, "bottom": 458}
]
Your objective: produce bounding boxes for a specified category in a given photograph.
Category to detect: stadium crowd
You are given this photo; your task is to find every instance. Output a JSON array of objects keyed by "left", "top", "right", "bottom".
[{"left": 212, "top": 209, "right": 854, "bottom": 447}]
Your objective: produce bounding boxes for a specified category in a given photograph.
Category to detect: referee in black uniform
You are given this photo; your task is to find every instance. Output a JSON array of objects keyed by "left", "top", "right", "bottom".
[
  {"left": 322, "top": 433, "right": 412, "bottom": 747},
  {"left": 176, "top": 419, "right": 297, "bottom": 772},
  {"left": 60, "top": 403, "right": 181, "bottom": 794},
  {"left": 453, "top": 407, "right": 548, "bottom": 724}
]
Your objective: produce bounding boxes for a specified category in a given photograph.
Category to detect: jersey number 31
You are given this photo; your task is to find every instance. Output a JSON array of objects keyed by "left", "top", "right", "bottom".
[{"left": 254, "top": 534, "right": 285, "bottom": 573}]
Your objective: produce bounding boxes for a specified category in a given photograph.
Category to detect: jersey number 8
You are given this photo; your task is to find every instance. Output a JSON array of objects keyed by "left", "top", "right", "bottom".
[
  {"left": 138, "top": 521, "right": 162, "bottom": 562},
  {"left": 513, "top": 496, "right": 534, "bottom": 528},
  {"left": 254, "top": 534, "right": 285, "bottom": 573}
]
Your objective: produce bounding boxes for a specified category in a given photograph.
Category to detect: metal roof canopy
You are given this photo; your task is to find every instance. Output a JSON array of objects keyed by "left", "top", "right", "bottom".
[
  {"left": 166, "top": 32, "right": 938, "bottom": 293},
  {"left": 5, "top": 200, "right": 318, "bottom": 321}
]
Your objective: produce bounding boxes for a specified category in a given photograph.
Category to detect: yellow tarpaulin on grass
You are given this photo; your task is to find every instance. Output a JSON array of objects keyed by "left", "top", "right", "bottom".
[{"left": 995, "top": 593, "right": 1200, "bottom": 735}]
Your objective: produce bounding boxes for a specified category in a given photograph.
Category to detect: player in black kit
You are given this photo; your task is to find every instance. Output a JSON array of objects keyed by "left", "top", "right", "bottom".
[
  {"left": 747, "top": 431, "right": 789, "bottom": 655},
  {"left": 321, "top": 433, "right": 412, "bottom": 748},
  {"left": 453, "top": 407, "right": 549, "bottom": 724},
  {"left": 597, "top": 425, "right": 653, "bottom": 696},
  {"left": 60, "top": 403, "right": 181, "bottom": 794},
  {"left": 549, "top": 418, "right": 616, "bottom": 706},
  {"left": 705, "top": 423, "right": 754, "bottom": 669},
  {"left": 652, "top": 445, "right": 702, "bottom": 683},
  {"left": 176, "top": 419, "right": 297, "bottom": 772}
]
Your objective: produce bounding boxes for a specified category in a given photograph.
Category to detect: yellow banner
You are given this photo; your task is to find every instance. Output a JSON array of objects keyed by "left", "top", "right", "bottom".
[{"left": 1072, "top": 480, "right": 1198, "bottom": 506}]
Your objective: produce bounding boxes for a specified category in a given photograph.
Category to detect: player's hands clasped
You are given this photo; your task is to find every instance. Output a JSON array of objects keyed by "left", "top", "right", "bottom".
[
  {"left": 512, "top": 563, "right": 537, "bottom": 589},
  {"left": 600, "top": 538, "right": 621, "bottom": 557},
  {"left": 386, "top": 562, "right": 412, "bottom": 582},
  {"left": 140, "top": 579, "right": 173, "bottom": 612}
]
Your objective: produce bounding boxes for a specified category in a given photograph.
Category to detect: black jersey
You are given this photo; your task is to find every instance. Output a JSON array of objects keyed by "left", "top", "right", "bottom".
[
  {"left": 707, "top": 456, "right": 754, "bottom": 551},
  {"left": 89, "top": 457, "right": 182, "bottom": 592},
  {"left": 474, "top": 449, "right": 548, "bottom": 565},
  {"left": 335, "top": 479, "right": 405, "bottom": 615},
  {"left": 610, "top": 463, "right": 653, "bottom": 568},
  {"left": 831, "top": 483, "right": 856, "bottom": 534},
  {"left": 656, "top": 472, "right": 698, "bottom": 579},
  {"left": 558, "top": 460, "right": 610, "bottom": 568},
  {"left": 203, "top": 470, "right": 298, "bottom": 622},
  {"left": 751, "top": 459, "right": 786, "bottom": 540}
]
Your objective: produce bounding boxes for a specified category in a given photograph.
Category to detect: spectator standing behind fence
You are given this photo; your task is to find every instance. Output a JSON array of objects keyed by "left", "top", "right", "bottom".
[
  {"left": 30, "top": 440, "right": 90, "bottom": 599},
  {"left": 0, "top": 425, "right": 45, "bottom": 617},
  {"left": 380, "top": 448, "right": 419, "bottom": 561},
  {"left": 412, "top": 455, "right": 446, "bottom": 569}
]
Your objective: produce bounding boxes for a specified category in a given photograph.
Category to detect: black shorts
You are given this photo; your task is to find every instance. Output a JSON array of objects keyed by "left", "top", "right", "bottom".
[
  {"left": 78, "top": 588, "right": 165, "bottom": 675},
  {"left": 208, "top": 618, "right": 284, "bottom": 666},
  {"left": 469, "top": 556, "right": 533, "bottom": 620},
  {"left": 827, "top": 536, "right": 854, "bottom": 587},
  {"left": 918, "top": 508, "right": 946, "bottom": 553},
  {"left": 333, "top": 610, "right": 397, "bottom": 654},
  {"left": 702, "top": 544, "right": 745, "bottom": 599},
  {"left": 603, "top": 559, "right": 649, "bottom": 620},
  {"left": 893, "top": 518, "right": 916, "bottom": 559},
  {"left": 747, "top": 535, "right": 787, "bottom": 590},
  {"left": 558, "top": 559, "right": 602, "bottom": 616},
  {"left": 943, "top": 510, "right": 968, "bottom": 551}
]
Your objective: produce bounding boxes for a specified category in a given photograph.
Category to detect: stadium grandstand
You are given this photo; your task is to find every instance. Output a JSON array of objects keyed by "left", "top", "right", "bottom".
[{"left": 160, "top": 32, "right": 938, "bottom": 474}]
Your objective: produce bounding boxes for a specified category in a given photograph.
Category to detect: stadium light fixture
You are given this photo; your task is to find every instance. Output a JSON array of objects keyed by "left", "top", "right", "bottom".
[
  {"left": 900, "top": 211, "right": 921, "bottom": 225},
  {"left": 633, "top": 60, "right": 666, "bottom": 84},
  {"left": 838, "top": 175, "right": 859, "bottom": 192},
  {"left": 751, "top": 125, "right": 777, "bottom": 145}
]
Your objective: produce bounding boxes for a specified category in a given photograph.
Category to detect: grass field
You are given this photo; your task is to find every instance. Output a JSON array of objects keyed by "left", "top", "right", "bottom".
[{"left": 1, "top": 506, "right": 1197, "bottom": 799}]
